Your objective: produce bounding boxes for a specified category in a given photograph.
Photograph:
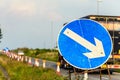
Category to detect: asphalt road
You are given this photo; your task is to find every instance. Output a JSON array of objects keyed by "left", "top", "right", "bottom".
[
  {"left": 88, "top": 72, "right": 120, "bottom": 80},
  {"left": 3, "top": 53, "right": 120, "bottom": 80},
  {"left": 31, "top": 58, "right": 120, "bottom": 80},
  {"left": 46, "top": 61, "right": 120, "bottom": 80}
]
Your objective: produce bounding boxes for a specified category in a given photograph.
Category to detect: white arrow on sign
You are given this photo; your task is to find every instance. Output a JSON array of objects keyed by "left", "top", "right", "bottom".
[{"left": 63, "top": 28, "right": 105, "bottom": 59}]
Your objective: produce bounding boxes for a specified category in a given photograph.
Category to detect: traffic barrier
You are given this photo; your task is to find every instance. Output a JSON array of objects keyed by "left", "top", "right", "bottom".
[
  {"left": 19, "top": 55, "right": 21, "bottom": 61},
  {"left": 8, "top": 52, "right": 12, "bottom": 58},
  {"left": 11, "top": 53, "right": 13, "bottom": 59},
  {"left": 112, "top": 54, "right": 120, "bottom": 59},
  {"left": 2, "top": 52, "right": 67, "bottom": 76},
  {"left": 34, "top": 58, "right": 39, "bottom": 67},
  {"left": 56, "top": 62, "right": 61, "bottom": 75},
  {"left": 17, "top": 55, "right": 20, "bottom": 61},
  {"left": 42, "top": 60, "right": 46, "bottom": 68},
  {"left": 25, "top": 56, "right": 28, "bottom": 62},
  {"left": 12, "top": 53, "right": 15, "bottom": 59},
  {"left": 6, "top": 52, "right": 10, "bottom": 57},
  {"left": 15, "top": 54, "right": 18, "bottom": 60},
  {"left": 108, "top": 65, "right": 120, "bottom": 69},
  {"left": 12, "top": 53, "right": 16, "bottom": 59},
  {"left": 15, "top": 54, "right": 17, "bottom": 59},
  {"left": 21, "top": 56, "right": 24, "bottom": 62},
  {"left": 28, "top": 57, "right": 32, "bottom": 64}
]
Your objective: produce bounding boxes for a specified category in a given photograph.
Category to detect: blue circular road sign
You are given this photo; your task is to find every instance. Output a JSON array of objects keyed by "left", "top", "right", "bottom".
[{"left": 57, "top": 19, "right": 112, "bottom": 70}]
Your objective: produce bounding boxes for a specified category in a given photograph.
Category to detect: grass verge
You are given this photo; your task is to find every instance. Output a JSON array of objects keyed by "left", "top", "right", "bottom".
[
  {"left": 114, "top": 69, "right": 120, "bottom": 73},
  {"left": 36, "top": 52, "right": 58, "bottom": 62},
  {"left": 0, "top": 54, "right": 66, "bottom": 80},
  {"left": 0, "top": 70, "right": 6, "bottom": 80}
]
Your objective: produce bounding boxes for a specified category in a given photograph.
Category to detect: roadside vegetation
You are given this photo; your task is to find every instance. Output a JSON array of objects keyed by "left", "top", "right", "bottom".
[
  {"left": 0, "top": 54, "right": 66, "bottom": 80},
  {"left": 11, "top": 47, "right": 120, "bottom": 73},
  {"left": 114, "top": 69, "right": 120, "bottom": 73},
  {"left": 0, "top": 70, "right": 6, "bottom": 80},
  {"left": 12, "top": 47, "right": 58, "bottom": 62}
]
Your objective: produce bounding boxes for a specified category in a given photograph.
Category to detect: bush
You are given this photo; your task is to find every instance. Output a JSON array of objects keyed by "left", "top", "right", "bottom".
[{"left": 12, "top": 48, "right": 59, "bottom": 62}]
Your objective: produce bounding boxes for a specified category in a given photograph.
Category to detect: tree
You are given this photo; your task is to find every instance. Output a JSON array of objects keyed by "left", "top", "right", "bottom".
[{"left": 0, "top": 28, "right": 2, "bottom": 43}]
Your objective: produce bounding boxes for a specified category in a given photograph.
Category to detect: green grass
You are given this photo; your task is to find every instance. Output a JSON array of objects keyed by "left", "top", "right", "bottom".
[
  {"left": 114, "top": 69, "right": 120, "bottom": 73},
  {"left": 0, "top": 55, "right": 66, "bottom": 80},
  {"left": 36, "top": 52, "right": 58, "bottom": 62},
  {"left": 12, "top": 48, "right": 59, "bottom": 62},
  {"left": 0, "top": 70, "right": 6, "bottom": 80}
]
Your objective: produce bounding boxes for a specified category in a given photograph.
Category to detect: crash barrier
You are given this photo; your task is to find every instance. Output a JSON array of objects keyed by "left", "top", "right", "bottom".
[
  {"left": 101, "top": 64, "right": 120, "bottom": 69},
  {"left": 1, "top": 51, "right": 61, "bottom": 74},
  {"left": 108, "top": 65, "right": 120, "bottom": 69}
]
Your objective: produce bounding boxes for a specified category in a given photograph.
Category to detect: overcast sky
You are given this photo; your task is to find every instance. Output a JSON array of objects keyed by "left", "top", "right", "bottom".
[{"left": 0, "top": 0, "right": 120, "bottom": 49}]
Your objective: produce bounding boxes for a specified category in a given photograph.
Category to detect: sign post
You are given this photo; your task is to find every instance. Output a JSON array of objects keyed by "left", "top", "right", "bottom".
[
  {"left": 83, "top": 71, "right": 88, "bottom": 80},
  {"left": 58, "top": 19, "right": 112, "bottom": 70}
]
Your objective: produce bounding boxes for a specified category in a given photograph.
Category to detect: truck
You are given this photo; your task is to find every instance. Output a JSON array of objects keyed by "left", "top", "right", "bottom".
[{"left": 58, "top": 15, "right": 120, "bottom": 74}]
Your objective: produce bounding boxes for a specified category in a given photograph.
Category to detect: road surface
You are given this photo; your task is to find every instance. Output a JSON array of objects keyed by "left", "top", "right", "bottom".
[{"left": 31, "top": 58, "right": 120, "bottom": 80}]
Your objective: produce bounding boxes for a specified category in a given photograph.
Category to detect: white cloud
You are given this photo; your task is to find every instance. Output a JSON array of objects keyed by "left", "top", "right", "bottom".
[
  {"left": 0, "top": 0, "right": 7, "bottom": 6},
  {"left": 47, "top": 11, "right": 63, "bottom": 21},
  {"left": 8, "top": 1, "right": 36, "bottom": 17},
  {"left": 1, "top": 0, "right": 63, "bottom": 21},
  {"left": 36, "top": 0, "right": 63, "bottom": 21}
]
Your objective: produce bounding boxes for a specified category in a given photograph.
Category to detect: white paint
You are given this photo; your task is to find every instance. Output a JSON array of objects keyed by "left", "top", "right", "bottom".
[{"left": 63, "top": 28, "right": 105, "bottom": 59}]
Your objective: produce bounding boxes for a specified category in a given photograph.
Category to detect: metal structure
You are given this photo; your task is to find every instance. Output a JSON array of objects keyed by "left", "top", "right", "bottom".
[{"left": 81, "top": 15, "right": 120, "bottom": 54}]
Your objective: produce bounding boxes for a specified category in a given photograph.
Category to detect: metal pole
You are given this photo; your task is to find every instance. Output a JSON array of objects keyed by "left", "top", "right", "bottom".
[
  {"left": 112, "top": 19, "right": 115, "bottom": 64},
  {"left": 99, "top": 68, "right": 102, "bottom": 80},
  {"left": 83, "top": 70, "right": 88, "bottom": 80},
  {"left": 106, "top": 63, "right": 111, "bottom": 80},
  {"left": 68, "top": 69, "right": 71, "bottom": 80},
  {"left": 73, "top": 68, "right": 77, "bottom": 80}
]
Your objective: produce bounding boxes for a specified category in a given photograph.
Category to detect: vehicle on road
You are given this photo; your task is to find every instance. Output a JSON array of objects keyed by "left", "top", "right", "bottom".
[{"left": 58, "top": 15, "right": 120, "bottom": 74}]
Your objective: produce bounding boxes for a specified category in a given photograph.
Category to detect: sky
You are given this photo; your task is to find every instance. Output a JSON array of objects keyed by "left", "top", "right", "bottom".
[{"left": 0, "top": 0, "right": 120, "bottom": 50}]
